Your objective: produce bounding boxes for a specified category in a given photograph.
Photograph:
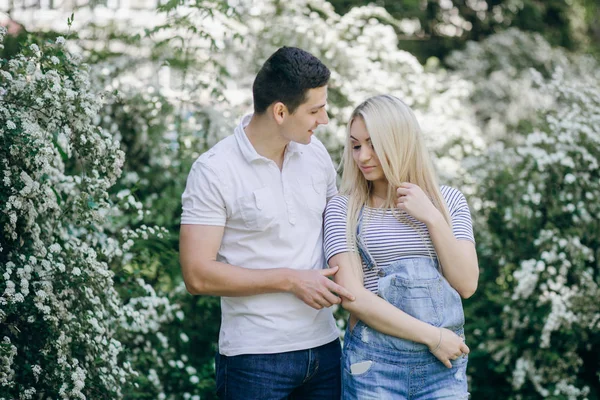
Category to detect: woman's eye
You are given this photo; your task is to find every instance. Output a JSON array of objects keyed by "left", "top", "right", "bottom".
[{"left": 352, "top": 145, "right": 361, "bottom": 150}]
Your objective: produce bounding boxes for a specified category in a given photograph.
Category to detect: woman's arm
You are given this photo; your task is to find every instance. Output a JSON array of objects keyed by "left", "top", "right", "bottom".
[
  {"left": 331, "top": 252, "right": 469, "bottom": 368},
  {"left": 425, "top": 214, "right": 479, "bottom": 298},
  {"left": 396, "top": 183, "right": 479, "bottom": 298}
]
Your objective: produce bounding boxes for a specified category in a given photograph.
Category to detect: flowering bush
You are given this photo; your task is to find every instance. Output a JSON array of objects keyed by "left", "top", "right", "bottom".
[
  {"left": 0, "top": 28, "right": 206, "bottom": 399},
  {"left": 469, "top": 69, "right": 600, "bottom": 399},
  {"left": 0, "top": 27, "right": 133, "bottom": 398},
  {"left": 98, "top": 88, "right": 225, "bottom": 400},
  {"left": 4, "top": 2, "right": 597, "bottom": 398},
  {"left": 446, "top": 28, "right": 599, "bottom": 143},
  {"left": 217, "top": 0, "right": 484, "bottom": 178}
]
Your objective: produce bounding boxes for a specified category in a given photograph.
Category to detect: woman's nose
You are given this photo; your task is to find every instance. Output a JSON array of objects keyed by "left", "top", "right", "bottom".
[{"left": 359, "top": 146, "right": 371, "bottom": 162}]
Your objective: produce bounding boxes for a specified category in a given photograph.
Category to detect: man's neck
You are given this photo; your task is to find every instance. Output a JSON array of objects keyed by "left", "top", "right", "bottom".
[{"left": 244, "top": 114, "right": 289, "bottom": 168}]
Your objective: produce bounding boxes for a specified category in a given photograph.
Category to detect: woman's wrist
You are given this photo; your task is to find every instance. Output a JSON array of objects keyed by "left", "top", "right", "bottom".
[
  {"left": 424, "top": 208, "right": 445, "bottom": 228},
  {"left": 422, "top": 324, "right": 441, "bottom": 349},
  {"left": 428, "top": 328, "right": 443, "bottom": 353}
]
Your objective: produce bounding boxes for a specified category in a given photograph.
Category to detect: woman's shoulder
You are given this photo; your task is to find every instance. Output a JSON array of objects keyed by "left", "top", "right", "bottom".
[
  {"left": 327, "top": 194, "right": 349, "bottom": 206},
  {"left": 440, "top": 185, "right": 464, "bottom": 196},
  {"left": 440, "top": 185, "right": 469, "bottom": 210},
  {"left": 325, "top": 194, "right": 350, "bottom": 213}
]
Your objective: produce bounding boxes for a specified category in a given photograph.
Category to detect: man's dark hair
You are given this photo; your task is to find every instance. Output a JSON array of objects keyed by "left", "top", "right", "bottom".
[{"left": 252, "top": 47, "right": 330, "bottom": 115}]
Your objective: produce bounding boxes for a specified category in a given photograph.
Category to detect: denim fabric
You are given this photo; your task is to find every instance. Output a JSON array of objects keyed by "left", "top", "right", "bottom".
[
  {"left": 356, "top": 208, "right": 376, "bottom": 271},
  {"left": 343, "top": 245, "right": 469, "bottom": 399},
  {"left": 215, "top": 339, "right": 341, "bottom": 400}
]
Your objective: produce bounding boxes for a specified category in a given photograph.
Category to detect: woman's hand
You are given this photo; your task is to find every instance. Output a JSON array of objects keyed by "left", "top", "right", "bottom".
[
  {"left": 396, "top": 182, "right": 440, "bottom": 224},
  {"left": 428, "top": 327, "right": 470, "bottom": 368}
]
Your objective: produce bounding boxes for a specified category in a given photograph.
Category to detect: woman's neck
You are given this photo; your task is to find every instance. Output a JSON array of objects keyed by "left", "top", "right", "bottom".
[
  {"left": 370, "top": 180, "right": 389, "bottom": 200},
  {"left": 369, "top": 180, "right": 390, "bottom": 207}
]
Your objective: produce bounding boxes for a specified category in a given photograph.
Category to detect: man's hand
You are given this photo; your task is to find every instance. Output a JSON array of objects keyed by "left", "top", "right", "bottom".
[
  {"left": 290, "top": 266, "right": 355, "bottom": 310},
  {"left": 428, "top": 327, "right": 470, "bottom": 368}
]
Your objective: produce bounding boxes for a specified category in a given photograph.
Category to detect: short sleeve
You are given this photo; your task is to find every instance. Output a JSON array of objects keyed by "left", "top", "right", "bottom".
[
  {"left": 443, "top": 187, "right": 475, "bottom": 243},
  {"left": 181, "top": 161, "right": 226, "bottom": 226},
  {"left": 324, "top": 196, "right": 352, "bottom": 262},
  {"left": 310, "top": 136, "right": 338, "bottom": 200},
  {"left": 325, "top": 157, "right": 338, "bottom": 200}
]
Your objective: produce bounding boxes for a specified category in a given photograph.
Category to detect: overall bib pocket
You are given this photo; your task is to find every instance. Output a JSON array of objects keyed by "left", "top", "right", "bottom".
[{"left": 389, "top": 275, "right": 443, "bottom": 327}]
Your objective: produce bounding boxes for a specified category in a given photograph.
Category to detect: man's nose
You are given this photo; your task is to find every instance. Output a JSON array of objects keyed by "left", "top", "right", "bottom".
[{"left": 317, "top": 109, "right": 329, "bottom": 125}]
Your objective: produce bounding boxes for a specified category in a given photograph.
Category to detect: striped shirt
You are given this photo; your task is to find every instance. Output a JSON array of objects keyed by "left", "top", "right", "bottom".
[{"left": 323, "top": 186, "right": 475, "bottom": 293}]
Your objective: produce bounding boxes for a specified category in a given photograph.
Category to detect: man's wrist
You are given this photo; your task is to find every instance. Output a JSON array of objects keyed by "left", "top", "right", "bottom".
[{"left": 279, "top": 268, "right": 298, "bottom": 293}]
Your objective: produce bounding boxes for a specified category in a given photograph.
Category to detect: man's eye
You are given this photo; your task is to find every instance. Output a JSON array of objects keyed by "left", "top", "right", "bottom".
[{"left": 311, "top": 110, "right": 318, "bottom": 114}]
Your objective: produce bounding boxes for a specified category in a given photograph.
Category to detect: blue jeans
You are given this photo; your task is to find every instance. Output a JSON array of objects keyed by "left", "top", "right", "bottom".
[
  {"left": 342, "top": 257, "right": 469, "bottom": 400},
  {"left": 215, "top": 339, "right": 341, "bottom": 400}
]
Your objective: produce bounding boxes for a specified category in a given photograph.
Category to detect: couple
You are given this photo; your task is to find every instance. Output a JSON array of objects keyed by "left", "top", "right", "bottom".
[{"left": 179, "top": 47, "right": 479, "bottom": 400}]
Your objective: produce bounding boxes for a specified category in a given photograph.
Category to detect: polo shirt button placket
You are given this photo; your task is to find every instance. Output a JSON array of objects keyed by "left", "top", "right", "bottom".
[
  {"left": 282, "top": 184, "right": 296, "bottom": 225},
  {"left": 288, "top": 201, "right": 296, "bottom": 225}
]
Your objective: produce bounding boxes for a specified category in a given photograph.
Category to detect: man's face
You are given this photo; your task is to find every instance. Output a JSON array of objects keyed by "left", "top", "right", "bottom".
[{"left": 281, "top": 86, "right": 329, "bottom": 145}]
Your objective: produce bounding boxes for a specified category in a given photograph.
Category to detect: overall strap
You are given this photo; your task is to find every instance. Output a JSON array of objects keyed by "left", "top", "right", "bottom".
[{"left": 356, "top": 206, "right": 377, "bottom": 270}]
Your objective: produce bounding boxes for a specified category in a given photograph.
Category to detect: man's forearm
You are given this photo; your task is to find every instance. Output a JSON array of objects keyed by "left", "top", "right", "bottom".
[{"left": 183, "top": 259, "right": 296, "bottom": 297}]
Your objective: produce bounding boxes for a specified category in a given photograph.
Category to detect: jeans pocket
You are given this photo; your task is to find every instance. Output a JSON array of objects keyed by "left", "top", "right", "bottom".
[
  {"left": 349, "top": 360, "right": 374, "bottom": 375},
  {"left": 215, "top": 353, "right": 227, "bottom": 398},
  {"left": 343, "top": 347, "right": 375, "bottom": 378}
]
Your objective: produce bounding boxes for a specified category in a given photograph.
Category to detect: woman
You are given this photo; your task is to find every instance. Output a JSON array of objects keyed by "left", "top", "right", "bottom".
[{"left": 324, "top": 94, "right": 479, "bottom": 399}]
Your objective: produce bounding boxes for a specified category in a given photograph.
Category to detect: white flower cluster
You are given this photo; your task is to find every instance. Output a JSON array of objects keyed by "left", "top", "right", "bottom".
[
  {"left": 0, "top": 32, "right": 187, "bottom": 399},
  {"left": 512, "top": 353, "right": 591, "bottom": 399},
  {"left": 472, "top": 63, "right": 600, "bottom": 397},
  {"left": 200, "top": 0, "right": 484, "bottom": 177},
  {"left": 0, "top": 27, "right": 6, "bottom": 50},
  {"left": 447, "top": 28, "right": 599, "bottom": 143}
]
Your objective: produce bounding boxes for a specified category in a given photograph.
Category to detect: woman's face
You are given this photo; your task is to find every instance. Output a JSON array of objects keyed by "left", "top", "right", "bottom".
[{"left": 350, "top": 117, "right": 386, "bottom": 184}]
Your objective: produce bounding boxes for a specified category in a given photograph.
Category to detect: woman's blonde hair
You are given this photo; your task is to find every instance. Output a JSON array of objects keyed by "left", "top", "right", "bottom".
[{"left": 340, "top": 94, "right": 451, "bottom": 277}]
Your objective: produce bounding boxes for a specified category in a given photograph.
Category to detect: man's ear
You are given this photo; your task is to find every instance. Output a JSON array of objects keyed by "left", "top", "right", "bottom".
[{"left": 272, "top": 102, "right": 288, "bottom": 125}]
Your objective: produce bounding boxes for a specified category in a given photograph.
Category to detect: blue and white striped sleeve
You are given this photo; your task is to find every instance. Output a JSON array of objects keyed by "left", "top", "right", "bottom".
[
  {"left": 324, "top": 195, "right": 352, "bottom": 262},
  {"left": 442, "top": 186, "right": 475, "bottom": 243}
]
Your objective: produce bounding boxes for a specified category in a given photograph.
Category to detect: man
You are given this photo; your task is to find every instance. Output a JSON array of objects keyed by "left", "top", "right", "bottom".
[{"left": 179, "top": 47, "right": 354, "bottom": 400}]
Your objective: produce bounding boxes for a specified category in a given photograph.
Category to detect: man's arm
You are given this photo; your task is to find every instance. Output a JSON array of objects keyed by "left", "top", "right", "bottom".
[{"left": 179, "top": 224, "right": 354, "bottom": 309}]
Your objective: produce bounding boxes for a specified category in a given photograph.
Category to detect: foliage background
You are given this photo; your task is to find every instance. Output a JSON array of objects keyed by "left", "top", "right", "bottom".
[{"left": 1, "top": 0, "right": 599, "bottom": 399}]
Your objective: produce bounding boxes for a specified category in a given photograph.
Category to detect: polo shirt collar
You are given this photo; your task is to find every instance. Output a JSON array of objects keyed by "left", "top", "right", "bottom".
[{"left": 235, "top": 113, "right": 303, "bottom": 163}]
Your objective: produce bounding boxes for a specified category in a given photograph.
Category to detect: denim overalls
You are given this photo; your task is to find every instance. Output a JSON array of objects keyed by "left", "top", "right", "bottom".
[{"left": 342, "top": 209, "right": 470, "bottom": 399}]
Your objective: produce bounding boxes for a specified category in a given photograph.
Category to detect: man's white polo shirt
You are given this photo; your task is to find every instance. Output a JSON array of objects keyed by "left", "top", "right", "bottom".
[{"left": 181, "top": 114, "right": 339, "bottom": 356}]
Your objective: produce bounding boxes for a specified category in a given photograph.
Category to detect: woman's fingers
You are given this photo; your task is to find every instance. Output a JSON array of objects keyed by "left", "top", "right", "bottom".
[
  {"left": 431, "top": 328, "right": 470, "bottom": 368},
  {"left": 460, "top": 342, "right": 470, "bottom": 354}
]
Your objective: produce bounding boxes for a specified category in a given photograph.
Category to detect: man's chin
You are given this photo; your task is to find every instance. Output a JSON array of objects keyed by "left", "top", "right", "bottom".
[{"left": 294, "top": 137, "right": 312, "bottom": 145}]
